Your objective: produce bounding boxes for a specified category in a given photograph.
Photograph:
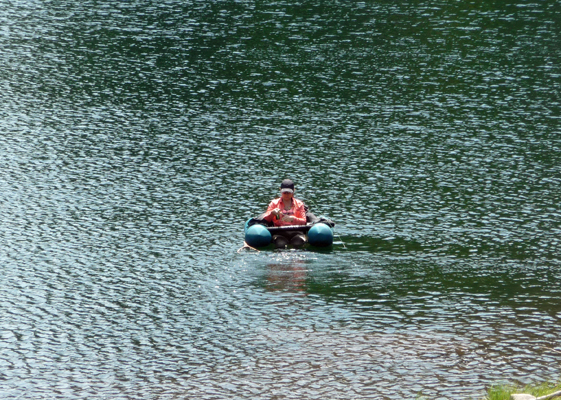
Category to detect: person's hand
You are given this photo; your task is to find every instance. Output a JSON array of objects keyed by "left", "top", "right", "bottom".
[
  {"left": 271, "top": 208, "right": 281, "bottom": 217},
  {"left": 281, "top": 215, "right": 294, "bottom": 223}
]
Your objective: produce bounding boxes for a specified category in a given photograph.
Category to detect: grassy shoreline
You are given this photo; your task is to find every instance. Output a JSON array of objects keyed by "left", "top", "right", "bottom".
[{"left": 484, "top": 380, "right": 561, "bottom": 400}]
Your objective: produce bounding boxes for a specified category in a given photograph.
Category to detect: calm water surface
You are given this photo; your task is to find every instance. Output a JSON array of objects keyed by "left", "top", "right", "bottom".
[{"left": 1, "top": 1, "right": 560, "bottom": 399}]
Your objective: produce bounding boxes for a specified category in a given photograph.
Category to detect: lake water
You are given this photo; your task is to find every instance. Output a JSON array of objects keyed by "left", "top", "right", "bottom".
[{"left": 1, "top": 1, "right": 560, "bottom": 399}]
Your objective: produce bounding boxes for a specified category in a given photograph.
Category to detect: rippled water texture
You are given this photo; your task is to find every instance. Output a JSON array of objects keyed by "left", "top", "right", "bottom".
[{"left": 1, "top": 1, "right": 560, "bottom": 399}]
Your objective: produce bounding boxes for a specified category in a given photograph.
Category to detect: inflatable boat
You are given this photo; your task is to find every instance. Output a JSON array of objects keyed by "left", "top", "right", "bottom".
[{"left": 244, "top": 216, "right": 335, "bottom": 249}]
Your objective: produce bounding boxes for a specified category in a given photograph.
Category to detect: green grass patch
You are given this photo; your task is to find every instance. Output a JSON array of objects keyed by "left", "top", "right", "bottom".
[{"left": 485, "top": 380, "right": 561, "bottom": 400}]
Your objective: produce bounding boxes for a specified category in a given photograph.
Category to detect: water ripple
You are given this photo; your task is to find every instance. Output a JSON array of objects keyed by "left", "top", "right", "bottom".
[{"left": 1, "top": 0, "right": 560, "bottom": 398}]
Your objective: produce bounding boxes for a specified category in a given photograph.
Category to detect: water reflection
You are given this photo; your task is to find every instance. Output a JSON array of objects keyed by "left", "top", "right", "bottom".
[{"left": 265, "top": 253, "right": 309, "bottom": 294}]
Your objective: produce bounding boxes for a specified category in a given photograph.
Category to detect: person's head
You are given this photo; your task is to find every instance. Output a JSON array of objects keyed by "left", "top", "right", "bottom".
[{"left": 280, "top": 179, "right": 295, "bottom": 199}]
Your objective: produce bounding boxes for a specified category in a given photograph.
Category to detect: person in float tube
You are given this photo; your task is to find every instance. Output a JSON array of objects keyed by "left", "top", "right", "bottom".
[
  {"left": 262, "top": 179, "right": 307, "bottom": 247},
  {"left": 262, "top": 179, "right": 307, "bottom": 226}
]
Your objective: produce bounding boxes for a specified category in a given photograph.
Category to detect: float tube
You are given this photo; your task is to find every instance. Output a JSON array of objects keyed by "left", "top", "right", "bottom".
[{"left": 244, "top": 217, "right": 335, "bottom": 249}]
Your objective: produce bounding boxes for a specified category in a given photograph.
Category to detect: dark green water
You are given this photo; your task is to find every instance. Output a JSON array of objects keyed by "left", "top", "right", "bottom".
[{"left": 1, "top": 1, "right": 560, "bottom": 398}]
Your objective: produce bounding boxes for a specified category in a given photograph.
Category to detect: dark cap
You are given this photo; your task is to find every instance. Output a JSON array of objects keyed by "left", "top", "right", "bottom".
[{"left": 280, "top": 179, "right": 294, "bottom": 193}]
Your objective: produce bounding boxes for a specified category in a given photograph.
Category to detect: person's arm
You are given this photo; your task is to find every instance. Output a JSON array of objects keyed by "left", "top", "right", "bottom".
[
  {"left": 262, "top": 201, "right": 281, "bottom": 223},
  {"left": 292, "top": 205, "right": 307, "bottom": 225}
]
